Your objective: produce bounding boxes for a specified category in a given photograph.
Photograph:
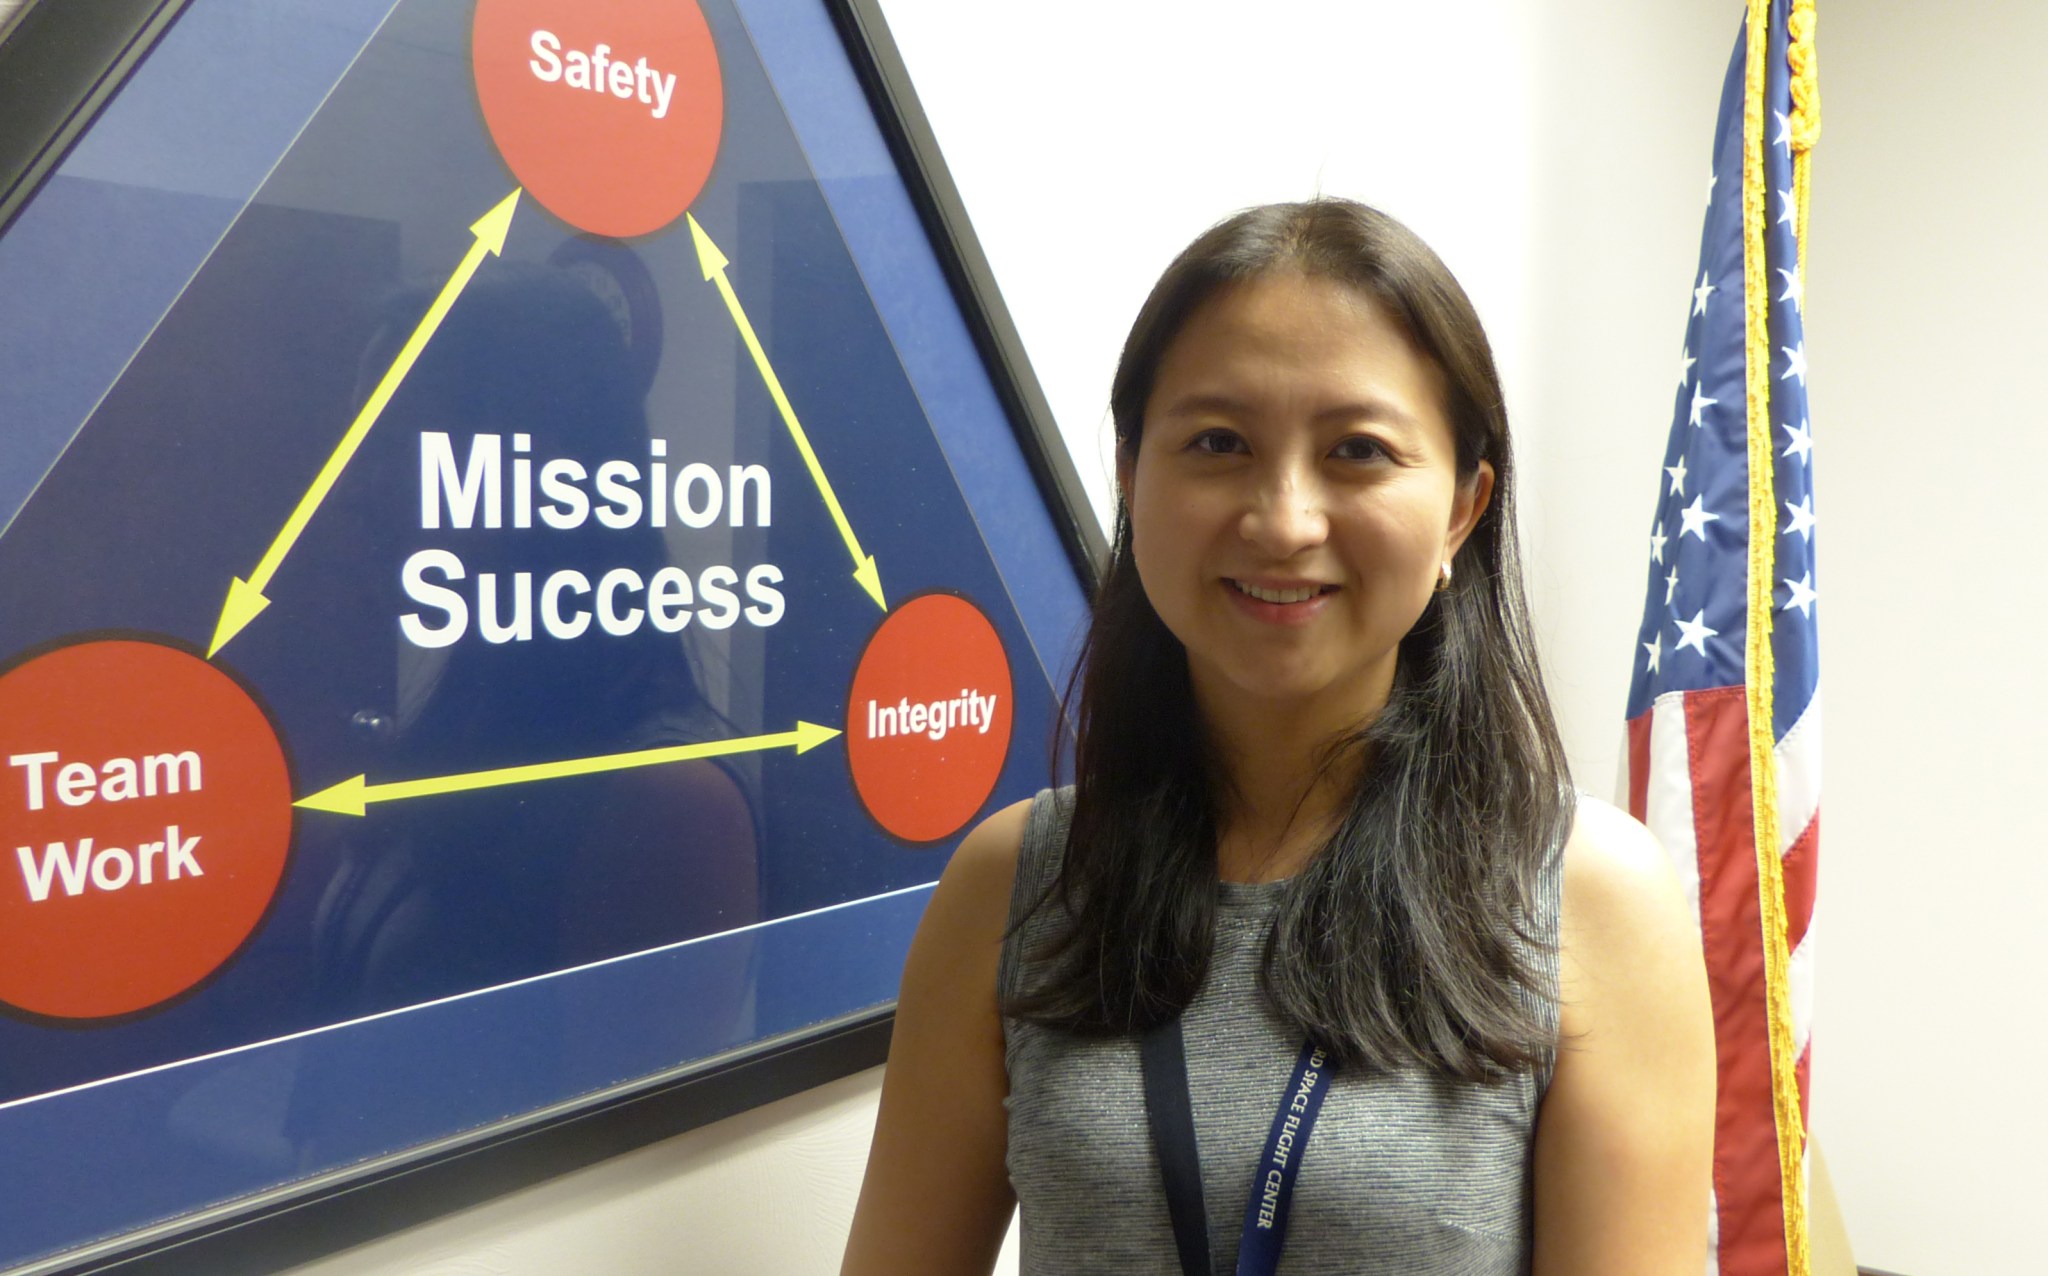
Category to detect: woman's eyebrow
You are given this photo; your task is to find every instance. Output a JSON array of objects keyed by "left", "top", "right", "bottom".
[
  {"left": 1314, "top": 397, "right": 1422, "bottom": 430},
  {"left": 1157, "top": 391, "right": 1425, "bottom": 435},
  {"left": 1156, "top": 391, "right": 1252, "bottom": 419},
  {"left": 1159, "top": 392, "right": 1416, "bottom": 420}
]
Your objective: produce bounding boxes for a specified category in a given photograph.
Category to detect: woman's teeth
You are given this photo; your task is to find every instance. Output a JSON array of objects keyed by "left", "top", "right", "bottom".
[{"left": 1231, "top": 580, "right": 1323, "bottom": 604}]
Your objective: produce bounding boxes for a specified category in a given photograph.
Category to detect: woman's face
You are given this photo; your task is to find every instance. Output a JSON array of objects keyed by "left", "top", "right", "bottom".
[{"left": 1122, "top": 271, "right": 1493, "bottom": 723}]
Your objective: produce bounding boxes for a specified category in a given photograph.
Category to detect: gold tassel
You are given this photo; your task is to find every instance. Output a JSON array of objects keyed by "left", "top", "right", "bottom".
[{"left": 1789, "top": 0, "right": 1820, "bottom": 250}]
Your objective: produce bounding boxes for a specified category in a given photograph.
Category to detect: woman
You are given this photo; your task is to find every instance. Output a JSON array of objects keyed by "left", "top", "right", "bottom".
[{"left": 843, "top": 200, "right": 1714, "bottom": 1274}]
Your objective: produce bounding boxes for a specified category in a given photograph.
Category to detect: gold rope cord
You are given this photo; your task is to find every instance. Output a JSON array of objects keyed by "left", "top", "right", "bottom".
[
  {"left": 1790, "top": 0, "right": 1821, "bottom": 250},
  {"left": 1742, "top": 1, "right": 1815, "bottom": 1271}
]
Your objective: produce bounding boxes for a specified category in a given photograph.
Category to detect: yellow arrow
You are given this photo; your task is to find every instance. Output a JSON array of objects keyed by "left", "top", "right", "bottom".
[
  {"left": 686, "top": 214, "right": 886, "bottom": 611},
  {"left": 295, "top": 719, "right": 841, "bottom": 817},
  {"left": 206, "top": 188, "right": 523, "bottom": 657}
]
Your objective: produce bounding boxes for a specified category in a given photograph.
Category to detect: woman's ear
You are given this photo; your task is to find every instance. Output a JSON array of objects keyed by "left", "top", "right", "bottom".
[
  {"left": 1446, "top": 460, "right": 1495, "bottom": 560},
  {"left": 1115, "top": 450, "right": 1135, "bottom": 509}
]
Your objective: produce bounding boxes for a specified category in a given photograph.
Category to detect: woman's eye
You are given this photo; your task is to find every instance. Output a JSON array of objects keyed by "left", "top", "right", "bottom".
[
  {"left": 1331, "top": 435, "right": 1388, "bottom": 462},
  {"left": 1189, "top": 430, "right": 1244, "bottom": 455}
]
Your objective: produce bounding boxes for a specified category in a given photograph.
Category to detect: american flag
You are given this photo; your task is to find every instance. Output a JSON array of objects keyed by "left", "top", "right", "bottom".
[{"left": 1623, "top": 2, "right": 1820, "bottom": 1274}]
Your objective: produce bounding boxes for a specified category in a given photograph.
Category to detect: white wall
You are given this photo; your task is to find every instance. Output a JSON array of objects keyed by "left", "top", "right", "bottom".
[
  {"left": 289, "top": 3, "right": 2048, "bottom": 1273},
  {"left": 1795, "top": 4, "right": 2048, "bottom": 1272},
  {"left": 878, "top": 0, "right": 1543, "bottom": 537}
]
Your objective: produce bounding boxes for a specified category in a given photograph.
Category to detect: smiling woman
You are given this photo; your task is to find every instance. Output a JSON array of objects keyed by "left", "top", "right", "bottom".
[
  {"left": 842, "top": 200, "right": 1716, "bottom": 1276},
  {"left": 1123, "top": 271, "right": 1492, "bottom": 740}
]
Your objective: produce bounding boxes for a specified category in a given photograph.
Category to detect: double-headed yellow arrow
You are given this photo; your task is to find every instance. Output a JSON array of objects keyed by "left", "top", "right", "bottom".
[
  {"left": 295, "top": 720, "right": 841, "bottom": 817},
  {"left": 206, "top": 188, "right": 523, "bottom": 658},
  {"left": 687, "top": 214, "right": 886, "bottom": 612}
]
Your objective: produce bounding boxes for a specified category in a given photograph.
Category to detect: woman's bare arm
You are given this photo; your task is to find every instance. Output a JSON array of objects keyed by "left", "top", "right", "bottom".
[
  {"left": 1532, "top": 795, "right": 1717, "bottom": 1274},
  {"left": 841, "top": 798, "right": 1031, "bottom": 1276}
]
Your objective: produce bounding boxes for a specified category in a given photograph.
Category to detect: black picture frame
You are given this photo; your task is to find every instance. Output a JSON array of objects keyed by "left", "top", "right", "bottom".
[
  {"left": 0, "top": 1, "right": 1098, "bottom": 1272},
  {"left": 0, "top": 0, "right": 195, "bottom": 240},
  {"left": 828, "top": 0, "right": 1108, "bottom": 582}
]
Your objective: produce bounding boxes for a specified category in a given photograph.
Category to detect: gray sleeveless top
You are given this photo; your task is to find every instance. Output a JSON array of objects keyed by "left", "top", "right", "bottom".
[{"left": 1000, "top": 788, "right": 1564, "bottom": 1275}]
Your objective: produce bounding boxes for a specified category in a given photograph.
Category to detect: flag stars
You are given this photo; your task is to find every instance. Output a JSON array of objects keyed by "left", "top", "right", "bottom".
[
  {"left": 1678, "top": 345, "right": 1696, "bottom": 391},
  {"left": 1781, "top": 418, "right": 1813, "bottom": 463},
  {"left": 1664, "top": 565, "right": 1681, "bottom": 606},
  {"left": 1643, "top": 633, "right": 1662, "bottom": 675},
  {"left": 1783, "top": 494, "right": 1818, "bottom": 540},
  {"left": 1666, "top": 455, "right": 1689, "bottom": 496},
  {"left": 1781, "top": 570, "right": 1818, "bottom": 618},
  {"left": 1778, "top": 264, "right": 1804, "bottom": 313},
  {"left": 1688, "top": 381, "right": 1718, "bottom": 428},
  {"left": 1693, "top": 270, "right": 1716, "bottom": 316},
  {"left": 1705, "top": 171, "right": 1718, "bottom": 207},
  {"left": 1777, "top": 188, "right": 1797, "bottom": 226},
  {"left": 1649, "top": 520, "right": 1669, "bottom": 565},
  {"left": 1674, "top": 609, "right": 1719, "bottom": 657},
  {"left": 1773, "top": 109, "right": 1792, "bottom": 151},
  {"left": 1782, "top": 341, "right": 1807, "bottom": 385},
  {"left": 1679, "top": 494, "right": 1721, "bottom": 541}
]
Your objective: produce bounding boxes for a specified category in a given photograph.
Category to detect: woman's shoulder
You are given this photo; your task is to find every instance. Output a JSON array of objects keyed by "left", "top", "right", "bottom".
[
  {"left": 929, "top": 795, "right": 1035, "bottom": 926},
  {"left": 1532, "top": 795, "right": 1716, "bottom": 1267},
  {"left": 1557, "top": 793, "right": 1685, "bottom": 929},
  {"left": 918, "top": 791, "right": 1073, "bottom": 971},
  {"left": 1553, "top": 791, "right": 1708, "bottom": 1042},
  {"left": 933, "top": 789, "right": 1078, "bottom": 1011},
  {"left": 842, "top": 798, "right": 1035, "bottom": 1272}
]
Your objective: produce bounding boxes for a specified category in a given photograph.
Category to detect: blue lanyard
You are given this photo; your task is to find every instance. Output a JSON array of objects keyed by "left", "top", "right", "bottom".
[
  {"left": 1139, "top": 1020, "right": 1337, "bottom": 1276},
  {"left": 1235, "top": 1039, "right": 1334, "bottom": 1274}
]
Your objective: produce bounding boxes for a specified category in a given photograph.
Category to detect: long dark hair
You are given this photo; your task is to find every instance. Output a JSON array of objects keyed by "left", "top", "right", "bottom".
[{"left": 1009, "top": 200, "right": 1573, "bottom": 1080}]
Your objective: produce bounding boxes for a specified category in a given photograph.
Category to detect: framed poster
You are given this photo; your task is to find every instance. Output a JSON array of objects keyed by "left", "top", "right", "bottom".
[{"left": 0, "top": 0, "right": 1100, "bottom": 1271}]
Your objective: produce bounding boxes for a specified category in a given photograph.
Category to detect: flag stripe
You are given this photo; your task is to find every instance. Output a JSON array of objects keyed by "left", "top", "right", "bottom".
[
  {"left": 1626, "top": 715, "right": 1652, "bottom": 826},
  {"left": 1641, "top": 695, "right": 1704, "bottom": 922},
  {"left": 1774, "top": 693, "right": 1820, "bottom": 855},
  {"left": 1781, "top": 815, "right": 1817, "bottom": 955},
  {"left": 1779, "top": 700, "right": 1819, "bottom": 1061},
  {"left": 1788, "top": 911, "right": 1816, "bottom": 1061},
  {"left": 1684, "top": 687, "right": 1791, "bottom": 1271}
]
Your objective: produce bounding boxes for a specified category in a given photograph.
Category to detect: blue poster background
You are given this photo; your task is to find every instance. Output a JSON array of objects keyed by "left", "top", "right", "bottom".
[{"left": 0, "top": 0, "right": 1087, "bottom": 1266}]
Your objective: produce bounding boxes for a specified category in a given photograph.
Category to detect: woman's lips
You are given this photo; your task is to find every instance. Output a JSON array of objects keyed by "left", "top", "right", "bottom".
[{"left": 1224, "top": 578, "right": 1335, "bottom": 624}]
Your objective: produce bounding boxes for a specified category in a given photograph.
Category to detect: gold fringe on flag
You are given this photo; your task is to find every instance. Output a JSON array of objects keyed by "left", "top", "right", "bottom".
[
  {"left": 1789, "top": 0, "right": 1821, "bottom": 251},
  {"left": 1742, "top": 1, "right": 1816, "bottom": 1272}
]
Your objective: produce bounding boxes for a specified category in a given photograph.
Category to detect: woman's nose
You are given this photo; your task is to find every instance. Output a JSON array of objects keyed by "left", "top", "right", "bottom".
[{"left": 1237, "top": 467, "right": 1329, "bottom": 556}]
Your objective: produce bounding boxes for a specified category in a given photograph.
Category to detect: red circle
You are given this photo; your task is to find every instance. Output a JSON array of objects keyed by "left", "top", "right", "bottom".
[
  {"left": 846, "top": 595, "right": 1013, "bottom": 844},
  {"left": 0, "top": 640, "right": 293, "bottom": 1020},
  {"left": 474, "top": 0, "right": 724, "bottom": 237}
]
